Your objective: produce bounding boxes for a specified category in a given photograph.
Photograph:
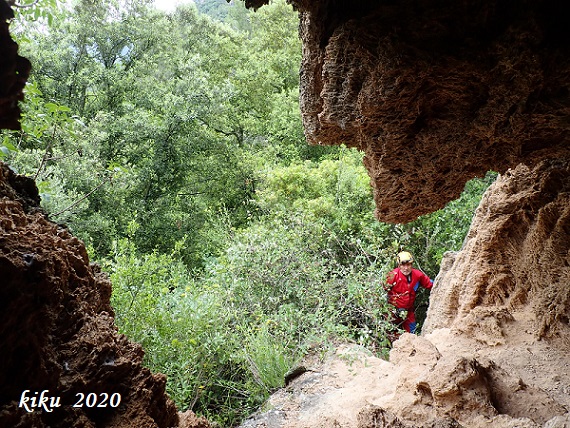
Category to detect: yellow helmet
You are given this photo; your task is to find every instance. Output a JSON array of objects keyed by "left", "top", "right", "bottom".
[{"left": 397, "top": 251, "right": 414, "bottom": 264}]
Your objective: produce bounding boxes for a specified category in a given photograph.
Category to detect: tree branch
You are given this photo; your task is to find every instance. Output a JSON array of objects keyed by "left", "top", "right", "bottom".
[{"left": 52, "top": 175, "right": 112, "bottom": 217}]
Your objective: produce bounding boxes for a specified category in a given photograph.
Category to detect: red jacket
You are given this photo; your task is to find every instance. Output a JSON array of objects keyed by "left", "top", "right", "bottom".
[{"left": 385, "top": 267, "right": 433, "bottom": 310}]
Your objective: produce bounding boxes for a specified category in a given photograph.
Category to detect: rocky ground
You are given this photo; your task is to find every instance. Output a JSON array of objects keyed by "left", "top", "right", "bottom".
[{"left": 239, "top": 320, "right": 570, "bottom": 428}]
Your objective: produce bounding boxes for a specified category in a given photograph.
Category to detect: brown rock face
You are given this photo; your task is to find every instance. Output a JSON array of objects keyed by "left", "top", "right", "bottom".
[
  {"left": 0, "top": 162, "right": 182, "bottom": 427},
  {"left": 238, "top": 333, "right": 570, "bottom": 427},
  {"left": 288, "top": 0, "right": 570, "bottom": 222},
  {"left": 0, "top": 0, "right": 30, "bottom": 130},
  {"left": 424, "top": 159, "right": 570, "bottom": 338}
]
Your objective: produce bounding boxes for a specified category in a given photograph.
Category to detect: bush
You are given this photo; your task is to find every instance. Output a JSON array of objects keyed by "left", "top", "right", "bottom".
[{"left": 105, "top": 211, "right": 397, "bottom": 426}]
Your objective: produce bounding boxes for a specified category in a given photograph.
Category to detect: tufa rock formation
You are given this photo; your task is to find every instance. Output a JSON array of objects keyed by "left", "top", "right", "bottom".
[
  {"left": 1, "top": 0, "right": 569, "bottom": 426},
  {"left": 237, "top": 149, "right": 570, "bottom": 426},
  {"left": 0, "top": 2, "right": 208, "bottom": 427},
  {"left": 239, "top": 330, "right": 570, "bottom": 427},
  {"left": 245, "top": 0, "right": 570, "bottom": 222},
  {"left": 424, "top": 159, "right": 570, "bottom": 339},
  {"left": 0, "top": 163, "right": 210, "bottom": 428}
]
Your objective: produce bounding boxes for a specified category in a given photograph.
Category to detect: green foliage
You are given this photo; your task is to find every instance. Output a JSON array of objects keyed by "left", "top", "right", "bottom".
[
  {"left": 106, "top": 213, "right": 396, "bottom": 425},
  {"left": 7, "top": 0, "right": 498, "bottom": 425},
  {"left": 10, "top": 0, "right": 61, "bottom": 30},
  {"left": 195, "top": 0, "right": 229, "bottom": 18},
  {"left": 257, "top": 149, "right": 372, "bottom": 226},
  {"left": 0, "top": 137, "right": 18, "bottom": 159}
]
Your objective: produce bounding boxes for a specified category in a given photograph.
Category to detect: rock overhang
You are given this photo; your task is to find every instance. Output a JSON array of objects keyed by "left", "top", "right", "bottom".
[{"left": 243, "top": 0, "right": 570, "bottom": 223}]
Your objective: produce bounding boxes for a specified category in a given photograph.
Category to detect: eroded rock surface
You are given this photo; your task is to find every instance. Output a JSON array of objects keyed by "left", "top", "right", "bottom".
[
  {"left": 239, "top": 326, "right": 569, "bottom": 428},
  {"left": 424, "top": 159, "right": 570, "bottom": 337},
  {"left": 262, "top": 0, "right": 570, "bottom": 222}
]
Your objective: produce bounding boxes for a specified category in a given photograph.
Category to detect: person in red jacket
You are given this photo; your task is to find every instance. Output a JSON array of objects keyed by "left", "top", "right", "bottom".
[{"left": 385, "top": 251, "right": 433, "bottom": 334}]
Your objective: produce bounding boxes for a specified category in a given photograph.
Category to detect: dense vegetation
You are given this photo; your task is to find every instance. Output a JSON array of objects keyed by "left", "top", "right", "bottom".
[{"left": 3, "top": 0, "right": 497, "bottom": 425}]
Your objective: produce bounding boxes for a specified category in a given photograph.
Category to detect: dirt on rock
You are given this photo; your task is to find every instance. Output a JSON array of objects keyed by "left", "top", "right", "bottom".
[{"left": 239, "top": 329, "right": 569, "bottom": 428}]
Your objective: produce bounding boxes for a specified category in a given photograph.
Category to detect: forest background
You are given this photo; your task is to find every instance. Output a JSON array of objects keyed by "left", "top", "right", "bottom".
[{"left": 3, "top": 0, "right": 496, "bottom": 425}]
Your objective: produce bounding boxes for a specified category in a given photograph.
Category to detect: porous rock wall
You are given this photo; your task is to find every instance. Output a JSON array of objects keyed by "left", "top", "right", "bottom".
[
  {"left": 257, "top": 0, "right": 570, "bottom": 223},
  {"left": 248, "top": 0, "right": 570, "bottom": 344},
  {"left": 0, "top": 165, "right": 206, "bottom": 427},
  {"left": 424, "top": 159, "right": 570, "bottom": 338}
]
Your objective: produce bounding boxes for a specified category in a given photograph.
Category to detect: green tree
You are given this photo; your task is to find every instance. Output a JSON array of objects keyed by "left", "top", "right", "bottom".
[{"left": 9, "top": 0, "right": 274, "bottom": 265}]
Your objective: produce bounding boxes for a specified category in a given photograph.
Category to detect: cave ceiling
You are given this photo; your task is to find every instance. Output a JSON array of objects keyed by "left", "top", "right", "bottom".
[{"left": 244, "top": 0, "right": 570, "bottom": 222}]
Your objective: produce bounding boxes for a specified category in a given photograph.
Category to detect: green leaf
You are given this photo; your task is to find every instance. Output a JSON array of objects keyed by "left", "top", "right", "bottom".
[
  {"left": 45, "top": 102, "right": 71, "bottom": 113},
  {"left": 2, "top": 140, "right": 18, "bottom": 152}
]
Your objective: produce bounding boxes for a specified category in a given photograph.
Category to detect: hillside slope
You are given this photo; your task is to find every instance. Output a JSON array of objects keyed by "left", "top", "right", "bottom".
[{"left": 1, "top": 0, "right": 568, "bottom": 427}]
